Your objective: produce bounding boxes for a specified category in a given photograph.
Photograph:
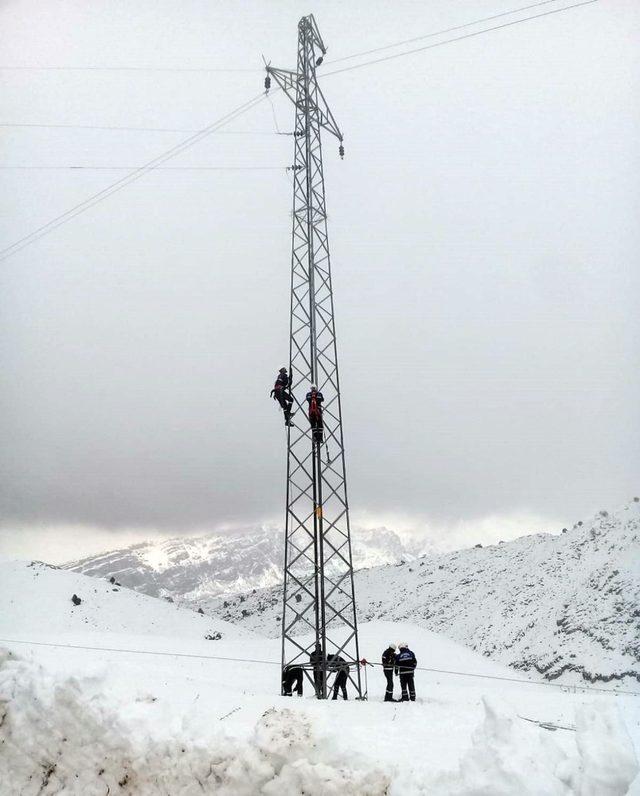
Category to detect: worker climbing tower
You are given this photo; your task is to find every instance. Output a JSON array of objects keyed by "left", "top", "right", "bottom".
[{"left": 266, "top": 15, "right": 363, "bottom": 699}]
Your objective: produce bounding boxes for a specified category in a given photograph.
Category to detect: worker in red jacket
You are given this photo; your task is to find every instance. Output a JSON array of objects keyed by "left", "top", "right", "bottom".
[{"left": 306, "top": 385, "right": 324, "bottom": 443}]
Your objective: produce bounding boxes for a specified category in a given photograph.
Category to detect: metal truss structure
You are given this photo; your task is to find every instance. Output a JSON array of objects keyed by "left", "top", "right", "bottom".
[{"left": 266, "top": 15, "right": 363, "bottom": 700}]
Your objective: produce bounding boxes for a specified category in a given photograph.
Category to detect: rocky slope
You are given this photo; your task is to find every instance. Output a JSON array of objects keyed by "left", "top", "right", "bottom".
[
  {"left": 206, "top": 501, "right": 640, "bottom": 685},
  {"left": 65, "top": 525, "right": 424, "bottom": 604}
]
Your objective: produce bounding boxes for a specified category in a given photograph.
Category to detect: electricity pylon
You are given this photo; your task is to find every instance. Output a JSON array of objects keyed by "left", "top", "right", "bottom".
[{"left": 266, "top": 14, "right": 363, "bottom": 700}]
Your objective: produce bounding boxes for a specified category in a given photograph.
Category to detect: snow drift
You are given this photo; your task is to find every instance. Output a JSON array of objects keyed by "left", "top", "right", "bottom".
[
  {"left": 0, "top": 651, "right": 389, "bottom": 795},
  {"left": 1, "top": 650, "right": 637, "bottom": 795},
  {"left": 0, "top": 560, "right": 638, "bottom": 794}
]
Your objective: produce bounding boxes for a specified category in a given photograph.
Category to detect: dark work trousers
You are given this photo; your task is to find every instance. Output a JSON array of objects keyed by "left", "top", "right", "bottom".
[
  {"left": 399, "top": 671, "right": 416, "bottom": 701},
  {"left": 275, "top": 387, "right": 293, "bottom": 417},
  {"left": 332, "top": 670, "right": 348, "bottom": 700},
  {"left": 313, "top": 668, "right": 324, "bottom": 697},
  {"left": 282, "top": 667, "right": 303, "bottom": 696},
  {"left": 384, "top": 670, "right": 395, "bottom": 701},
  {"left": 310, "top": 412, "right": 324, "bottom": 443}
]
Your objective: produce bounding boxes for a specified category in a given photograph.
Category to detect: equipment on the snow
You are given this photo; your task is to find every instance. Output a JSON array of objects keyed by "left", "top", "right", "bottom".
[{"left": 518, "top": 715, "right": 576, "bottom": 732}]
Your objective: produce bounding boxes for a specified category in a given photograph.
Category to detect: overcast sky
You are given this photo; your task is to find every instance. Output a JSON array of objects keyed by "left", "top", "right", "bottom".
[{"left": 1, "top": 0, "right": 638, "bottom": 563}]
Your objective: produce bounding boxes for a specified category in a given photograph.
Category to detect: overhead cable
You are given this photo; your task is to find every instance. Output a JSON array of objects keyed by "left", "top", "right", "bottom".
[
  {"left": 322, "top": 0, "right": 598, "bottom": 77},
  {"left": 0, "top": 1, "right": 591, "bottom": 77},
  {"left": 1, "top": 637, "right": 637, "bottom": 697},
  {"left": 0, "top": 91, "right": 269, "bottom": 263},
  {"left": 325, "top": 0, "right": 574, "bottom": 65},
  {"left": 0, "top": 124, "right": 291, "bottom": 134},
  {"left": 0, "top": 65, "right": 259, "bottom": 73},
  {"left": 0, "top": 165, "right": 289, "bottom": 171}
]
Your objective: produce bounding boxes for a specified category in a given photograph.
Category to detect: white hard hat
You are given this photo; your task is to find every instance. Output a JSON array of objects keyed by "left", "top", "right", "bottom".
[
  {"left": 398, "top": 642, "right": 408, "bottom": 649},
  {"left": 388, "top": 643, "right": 397, "bottom": 650}
]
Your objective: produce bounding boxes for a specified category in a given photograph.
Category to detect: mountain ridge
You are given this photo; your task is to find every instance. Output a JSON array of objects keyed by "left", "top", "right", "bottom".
[
  {"left": 64, "top": 524, "right": 425, "bottom": 603},
  {"left": 205, "top": 501, "right": 640, "bottom": 685}
]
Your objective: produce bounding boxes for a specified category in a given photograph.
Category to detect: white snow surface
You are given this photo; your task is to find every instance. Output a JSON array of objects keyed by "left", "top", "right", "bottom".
[
  {"left": 1, "top": 560, "right": 639, "bottom": 794},
  {"left": 210, "top": 502, "right": 640, "bottom": 685}
]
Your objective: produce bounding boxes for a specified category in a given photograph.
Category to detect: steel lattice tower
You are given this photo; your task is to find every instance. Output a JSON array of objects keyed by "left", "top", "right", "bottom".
[{"left": 266, "top": 14, "right": 363, "bottom": 700}]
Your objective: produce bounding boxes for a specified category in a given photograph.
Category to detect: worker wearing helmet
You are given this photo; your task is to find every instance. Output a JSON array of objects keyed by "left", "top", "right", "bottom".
[
  {"left": 306, "top": 384, "right": 324, "bottom": 443},
  {"left": 270, "top": 367, "right": 295, "bottom": 427},
  {"left": 395, "top": 642, "right": 417, "bottom": 702},
  {"left": 381, "top": 643, "right": 397, "bottom": 702}
]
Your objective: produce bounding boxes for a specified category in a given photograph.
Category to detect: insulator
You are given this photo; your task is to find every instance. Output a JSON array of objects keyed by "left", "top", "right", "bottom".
[
  {"left": 339, "top": 143, "right": 345, "bottom": 159},
  {"left": 264, "top": 75, "right": 271, "bottom": 92}
]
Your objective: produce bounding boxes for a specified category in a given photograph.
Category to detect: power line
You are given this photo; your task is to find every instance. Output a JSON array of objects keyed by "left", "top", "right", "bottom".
[
  {"left": 0, "top": 1, "right": 598, "bottom": 260},
  {"left": 361, "top": 660, "right": 638, "bottom": 696},
  {"left": 322, "top": 0, "right": 598, "bottom": 78},
  {"left": 0, "top": 165, "right": 289, "bottom": 171},
  {"left": 0, "top": 1, "right": 592, "bottom": 79},
  {"left": 0, "top": 91, "right": 269, "bottom": 263},
  {"left": 0, "top": 65, "right": 260, "bottom": 73},
  {"left": 0, "top": 123, "right": 292, "bottom": 134},
  {"left": 0, "top": 3, "right": 594, "bottom": 137},
  {"left": 0, "top": 2, "right": 574, "bottom": 75},
  {"left": 325, "top": 0, "right": 571, "bottom": 65},
  {"left": 2, "top": 637, "right": 637, "bottom": 697}
]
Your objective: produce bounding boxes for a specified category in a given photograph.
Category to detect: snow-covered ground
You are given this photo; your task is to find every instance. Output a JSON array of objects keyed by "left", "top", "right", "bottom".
[
  {"left": 210, "top": 501, "right": 640, "bottom": 685},
  {"left": 1, "top": 560, "right": 639, "bottom": 794}
]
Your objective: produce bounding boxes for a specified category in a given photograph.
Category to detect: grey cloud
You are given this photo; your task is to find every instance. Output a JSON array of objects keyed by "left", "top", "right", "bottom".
[{"left": 1, "top": 0, "right": 638, "bottom": 540}]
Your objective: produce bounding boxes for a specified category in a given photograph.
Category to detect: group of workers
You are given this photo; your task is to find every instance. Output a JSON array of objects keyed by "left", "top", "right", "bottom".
[
  {"left": 282, "top": 642, "right": 418, "bottom": 703},
  {"left": 270, "top": 367, "right": 324, "bottom": 443},
  {"left": 273, "top": 366, "right": 419, "bottom": 703}
]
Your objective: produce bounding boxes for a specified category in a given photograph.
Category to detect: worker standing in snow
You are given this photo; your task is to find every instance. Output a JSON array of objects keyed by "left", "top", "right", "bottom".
[
  {"left": 270, "top": 367, "right": 295, "bottom": 427},
  {"left": 282, "top": 664, "right": 303, "bottom": 696},
  {"left": 395, "top": 642, "right": 417, "bottom": 702},
  {"left": 382, "top": 644, "right": 397, "bottom": 702},
  {"left": 309, "top": 643, "right": 324, "bottom": 696},
  {"left": 328, "top": 653, "right": 349, "bottom": 700}
]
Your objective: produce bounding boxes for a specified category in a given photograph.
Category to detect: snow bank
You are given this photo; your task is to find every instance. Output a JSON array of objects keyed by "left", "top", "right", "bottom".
[
  {"left": 3, "top": 648, "right": 637, "bottom": 795},
  {"left": 0, "top": 649, "right": 389, "bottom": 795},
  {"left": 427, "top": 696, "right": 638, "bottom": 796},
  {"left": 566, "top": 702, "right": 639, "bottom": 795}
]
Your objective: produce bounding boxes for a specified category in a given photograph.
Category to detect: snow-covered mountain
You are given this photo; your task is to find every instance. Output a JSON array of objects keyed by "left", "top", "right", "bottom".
[
  {"left": 64, "top": 525, "right": 423, "bottom": 604},
  {"left": 206, "top": 501, "right": 640, "bottom": 685}
]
